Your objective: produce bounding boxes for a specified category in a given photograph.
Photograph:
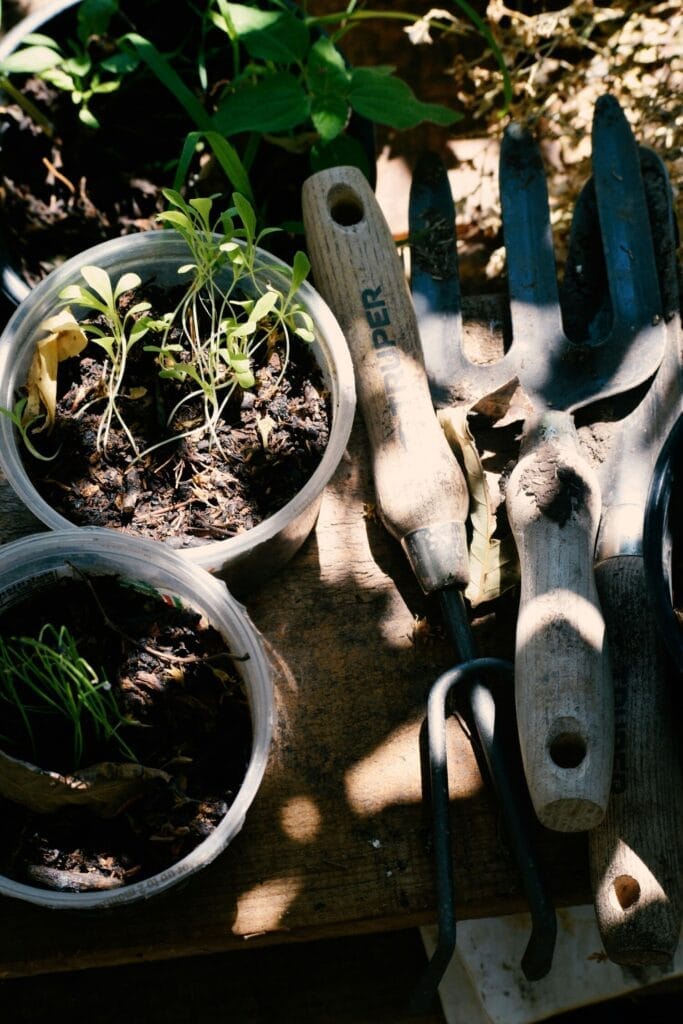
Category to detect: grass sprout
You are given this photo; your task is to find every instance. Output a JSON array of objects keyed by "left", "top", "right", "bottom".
[{"left": 0, "top": 623, "right": 138, "bottom": 771}]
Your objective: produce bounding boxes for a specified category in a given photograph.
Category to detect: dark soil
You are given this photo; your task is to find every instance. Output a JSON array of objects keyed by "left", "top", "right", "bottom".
[
  {"left": 22, "top": 283, "right": 331, "bottom": 546},
  {"left": 0, "top": 1, "right": 206, "bottom": 287},
  {"left": 0, "top": 572, "right": 252, "bottom": 891}
]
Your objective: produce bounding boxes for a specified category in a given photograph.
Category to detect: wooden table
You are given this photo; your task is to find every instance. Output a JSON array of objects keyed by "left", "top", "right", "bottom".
[{"left": 0, "top": 297, "right": 592, "bottom": 980}]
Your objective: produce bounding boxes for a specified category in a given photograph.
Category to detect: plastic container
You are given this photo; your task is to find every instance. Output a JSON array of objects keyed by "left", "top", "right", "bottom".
[
  {"left": 0, "top": 230, "right": 356, "bottom": 592},
  {"left": 0, "top": 527, "right": 273, "bottom": 909}
]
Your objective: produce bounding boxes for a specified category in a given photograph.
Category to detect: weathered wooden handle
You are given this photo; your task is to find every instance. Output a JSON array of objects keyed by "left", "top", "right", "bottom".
[
  {"left": 302, "top": 166, "right": 470, "bottom": 594},
  {"left": 506, "top": 411, "right": 614, "bottom": 831},
  {"left": 590, "top": 555, "right": 682, "bottom": 965}
]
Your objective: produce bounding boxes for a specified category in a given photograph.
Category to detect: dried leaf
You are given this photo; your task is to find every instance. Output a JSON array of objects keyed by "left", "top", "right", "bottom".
[
  {"left": 438, "top": 406, "right": 519, "bottom": 606},
  {"left": 257, "top": 413, "right": 276, "bottom": 447},
  {"left": 0, "top": 747, "right": 171, "bottom": 817},
  {"left": 24, "top": 308, "right": 87, "bottom": 431}
]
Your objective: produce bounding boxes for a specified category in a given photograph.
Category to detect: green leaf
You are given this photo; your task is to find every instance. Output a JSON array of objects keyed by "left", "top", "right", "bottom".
[
  {"left": 78, "top": 0, "right": 118, "bottom": 42},
  {"left": 114, "top": 272, "right": 141, "bottom": 299},
  {"left": 307, "top": 36, "right": 349, "bottom": 94},
  {"left": 78, "top": 106, "right": 99, "bottom": 129},
  {"left": 100, "top": 50, "right": 139, "bottom": 75},
  {"left": 188, "top": 196, "right": 213, "bottom": 231},
  {"left": 251, "top": 290, "right": 278, "bottom": 321},
  {"left": 81, "top": 265, "right": 114, "bottom": 307},
  {"left": 41, "top": 67, "right": 75, "bottom": 92},
  {"left": 291, "top": 251, "right": 310, "bottom": 293},
  {"left": 311, "top": 93, "right": 349, "bottom": 142},
  {"left": 219, "top": 3, "right": 309, "bottom": 63},
  {"left": 0, "top": 45, "right": 63, "bottom": 75},
  {"left": 157, "top": 209, "right": 193, "bottom": 233},
  {"left": 349, "top": 67, "right": 461, "bottom": 129},
  {"left": 232, "top": 193, "right": 256, "bottom": 241},
  {"left": 212, "top": 72, "right": 310, "bottom": 136}
]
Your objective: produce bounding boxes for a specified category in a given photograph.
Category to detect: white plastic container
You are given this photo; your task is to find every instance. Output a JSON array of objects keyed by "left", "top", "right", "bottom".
[
  {"left": 0, "top": 528, "right": 273, "bottom": 909},
  {"left": 0, "top": 230, "right": 356, "bottom": 591}
]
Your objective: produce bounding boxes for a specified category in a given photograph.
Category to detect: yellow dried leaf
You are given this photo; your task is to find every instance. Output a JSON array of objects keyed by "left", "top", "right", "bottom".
[
  {"left": 438, "top": 406, "right": 519, "bottom": 607},
  {"left": 24, "top": 308, "right": 87, "bottom": 432}
]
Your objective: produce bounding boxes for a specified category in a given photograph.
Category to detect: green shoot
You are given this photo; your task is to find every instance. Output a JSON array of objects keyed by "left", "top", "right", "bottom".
[
  {"left": 0, "top": 398, "right": 59, "bottom": 462},
  {"left": 0, "top": 622, "right": 138, "bottom": 770},
  {"left": 58, "top": 267, "right": 156, "bottom": 455}
]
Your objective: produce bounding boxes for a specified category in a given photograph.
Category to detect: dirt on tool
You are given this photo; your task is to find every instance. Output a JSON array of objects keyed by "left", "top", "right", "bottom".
[
  {"left": 20, "top": 283, "right": 331, "bottom": 547},
  {"left": 0, "top": 572, "right": 252, "bottom": 892}
]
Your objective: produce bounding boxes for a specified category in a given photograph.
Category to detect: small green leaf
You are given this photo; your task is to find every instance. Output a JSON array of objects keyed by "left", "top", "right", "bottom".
[
  {"left": 232, "top": 193, "right": 256, "bottom": 241},
  {"left": 157, "top": 209, "right": 193, "bottom": 233},
  {"left": 41, "top": 66, "right": 76, "bottom": 91},
  {"left": 100, "top": 50, "right": 140, "bottom": 75},
  {"left": 291, "top": 251, "right": 310, "bottom": 293},
  {"left": 1, "top": 45, "right": 63, "bottom": 75},
  {"left": 188, "top": 196, "right": 213, "bottom": 230},
  {"left": 78, "top": 106, "right": 99, "bottom": 129},
  {"left": 311, "top": 93, "right": 349, "bottom": 142},
  {"left": 114, "top": 272, "right": 141, "bottom": 299},
  {"left": 81, "top": 265, "right": 114, "bottom": 307},
  {"left": 251, "top": 290, "right": 279, "bottom": 321},
  {"left": 349, "top": 67, "right": 462, "bottom": 129}
]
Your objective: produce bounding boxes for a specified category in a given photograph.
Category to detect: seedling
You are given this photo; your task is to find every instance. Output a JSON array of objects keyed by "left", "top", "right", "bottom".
[
  {"left": 0, "top": 622, "right": 138, "bottom": 770},
  {"left": 4, "top": 188, "right": 316, "bottom": 463}
]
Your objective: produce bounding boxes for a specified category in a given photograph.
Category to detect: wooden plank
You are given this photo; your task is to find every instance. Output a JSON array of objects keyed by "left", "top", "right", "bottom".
[{"left": 0, "top": 304, "right": 590, "bottom": 979}]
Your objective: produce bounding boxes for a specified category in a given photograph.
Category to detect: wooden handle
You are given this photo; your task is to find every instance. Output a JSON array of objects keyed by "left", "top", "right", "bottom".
[
  {"left": 302, "top": 166, "right": 470, "bottom": 594},
  {"left": 506, "top": 411, "right": 614, "bottom": 832},
  {"left": 590, "top": 556, "right": 682, "bottom": 964}
]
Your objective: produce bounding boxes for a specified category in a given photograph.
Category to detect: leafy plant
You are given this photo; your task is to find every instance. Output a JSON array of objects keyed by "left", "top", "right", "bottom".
[
  {"left": 0, "top": 622, "right": 138, "bottom": 770},
  {"left": 0, "top": 0, "right": 138, "bottom": 128},
  {"left": 5, "top": 188, "right": 313, "bottom": 462},
  {"left": 1, "top": 1, "right": 510, "bottom": 200}
]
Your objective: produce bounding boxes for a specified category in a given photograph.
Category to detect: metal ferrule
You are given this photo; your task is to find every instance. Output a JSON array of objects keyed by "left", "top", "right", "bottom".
[{"left": 401, "top": 521, "right": 469, "bottom": 594}]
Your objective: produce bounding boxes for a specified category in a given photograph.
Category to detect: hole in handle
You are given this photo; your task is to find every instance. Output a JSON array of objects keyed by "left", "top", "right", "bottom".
[
  {"left": 548, "top": 719, "right": 587, "bottom": 769},
  {"left": 613, "top": 874, "right": 640, "bottom": 910},
  {"left": 328, "top": 184, "right": 364, "bottom": 227}
]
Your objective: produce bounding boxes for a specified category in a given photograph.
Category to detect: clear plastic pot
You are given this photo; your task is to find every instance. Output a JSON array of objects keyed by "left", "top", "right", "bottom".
[
  {"left": 0, "top": 527, "right": 273, "bottom": 909},
  {"left": 0, "top": 230, "right": 356, "bottom": 591}
]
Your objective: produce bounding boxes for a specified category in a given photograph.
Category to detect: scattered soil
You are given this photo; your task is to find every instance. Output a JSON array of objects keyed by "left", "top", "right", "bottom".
[
  {"left": 22, "top": 283, "right": 331, "bottom": 547},
  {"left": 0, "top": 572, "right": 253, "bottom": 892}
]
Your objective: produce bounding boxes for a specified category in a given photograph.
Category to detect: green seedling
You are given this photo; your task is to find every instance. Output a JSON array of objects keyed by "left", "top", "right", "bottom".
[
  {"left": 59, "top": 266, "right": 159, "bottom": 455},
  {"left": 0, "top": 622, "right": 138, "bottom": 771},
  {"left": 148, "top": 187, "right": 315, "bottom": 455},
  {"left": 0, "top": 398, "right": 59, "bottom": 461},
  {"left": 0, "top": 0, "right": 138, "bottom": 129}
]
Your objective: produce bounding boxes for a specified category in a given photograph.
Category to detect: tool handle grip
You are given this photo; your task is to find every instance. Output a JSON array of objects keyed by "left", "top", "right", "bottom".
[
  {"left": 302, "top": 166, "right": 470, "bottom": 593},
  {"left": 506, "top": 411, "right": 613, "bottom": 831},
  {"left": 589, "top": 555, "right": 682, "bottom": 965}
]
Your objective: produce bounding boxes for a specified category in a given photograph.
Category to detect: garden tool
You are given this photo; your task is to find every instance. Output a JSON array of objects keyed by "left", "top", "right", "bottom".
[
  {"left": 407, "top": 151, "right": 556, "bottom": 1009},
  {"left": 301, "top": 162, "right": 556, "bottom": 1008},
  {"left": 581, "top": 144, "right": 682, "bottom": 966},
  {"left": 410, "top": 95, "right": 667, "bottom": 834}
]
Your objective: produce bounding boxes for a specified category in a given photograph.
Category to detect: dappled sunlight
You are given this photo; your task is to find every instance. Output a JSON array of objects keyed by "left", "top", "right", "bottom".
[
  {"left": 516, "top": 590, "right": 605, "bottom": 653},
  {"left": 280, "top": 795, "right": 321, "bottom": 844},
  {"left": 344, "top": 714, "right": 482, "bottom": 817},
  {"left": 232, "top": 875, "right": 303, "bottom": 939}
]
